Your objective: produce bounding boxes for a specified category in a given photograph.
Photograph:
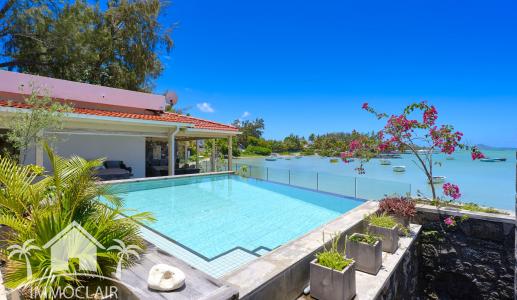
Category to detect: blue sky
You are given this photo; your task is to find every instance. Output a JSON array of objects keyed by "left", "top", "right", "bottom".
[{"left": 155, "top": 0, "right": 517, "bottom": 147}]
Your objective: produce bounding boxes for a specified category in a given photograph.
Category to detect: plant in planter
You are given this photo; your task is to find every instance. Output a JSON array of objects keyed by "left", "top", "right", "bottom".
[
  {"left": 310, "top": 234, "right": 356, "bottom": 300},
  {"left": 345, "top": 233, "right": 382, "bottom": 275},
  {"left": 366, "top": 213, "right": 399, "bottom": 253},
  {"left": 379, "top": 196, "right": 416, "bottom": 234}
]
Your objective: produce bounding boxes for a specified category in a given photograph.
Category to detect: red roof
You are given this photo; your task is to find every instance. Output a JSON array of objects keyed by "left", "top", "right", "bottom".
[{"left": 0, "top": 100, "right": 238, "bottom": 132}]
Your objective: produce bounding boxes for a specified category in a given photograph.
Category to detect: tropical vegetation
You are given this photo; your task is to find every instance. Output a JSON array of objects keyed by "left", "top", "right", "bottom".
[
  {"left": 0, "top": 144, "right": 154, "bottom": 298},
  {"left": 379, "top": 196, "right": 417, "bottom": 218},
  {"left": 4, "top": 85, "right": 71, "bottom": 164},
  {"left": 366, "top": 213, "right": 398, "bottom": 229},
  {"left": 0, "top": 0, "right": 173, "bottom": 92},
  {"left": 315, "top": 234, "right": 353, "bottom": 271},
  {"left": 347, "top": 233, "right": 379, "bottom": 245}
]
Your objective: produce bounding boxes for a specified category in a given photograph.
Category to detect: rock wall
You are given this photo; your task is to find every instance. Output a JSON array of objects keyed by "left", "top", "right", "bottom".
[
  {"left": 414, "top": 210, "right": 515, "bottom": 300},
  {"left": 377, "top": 209, "right": 515, "bottom": 300},
  {"left": 376, "top": 234, "right": 419, "bottom": 299}
]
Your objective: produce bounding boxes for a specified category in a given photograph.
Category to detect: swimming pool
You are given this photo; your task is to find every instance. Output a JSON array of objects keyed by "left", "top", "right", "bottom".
[{"left": 112, "top": 174, "right": 363, "bottom": 277}]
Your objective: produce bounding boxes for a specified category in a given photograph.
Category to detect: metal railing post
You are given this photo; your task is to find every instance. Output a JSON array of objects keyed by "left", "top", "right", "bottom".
[
  {"left": 266, "top": 167, "right": 269, "bottom": 181},
  {"left": 288, "top": 169, "right": 291, "bottom": 185},
  {"left": 354, "top": 177, "right": 357, "bottom": 198},
  {"left": 316, "top": 172, "right": 319, "bottom": 190},
  {"left": 249, "top": 165, "right": 252, "bottom": 178}
]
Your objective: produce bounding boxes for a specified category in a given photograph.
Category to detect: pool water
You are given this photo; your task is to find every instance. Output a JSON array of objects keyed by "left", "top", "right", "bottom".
[{"left": 113, "top": 174, "right": 362, "bottom": 274}]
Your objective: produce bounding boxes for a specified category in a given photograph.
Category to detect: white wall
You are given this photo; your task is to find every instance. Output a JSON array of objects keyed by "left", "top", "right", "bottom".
[{"left": 26, "top": 134, "right": 146, "bottom": 178}]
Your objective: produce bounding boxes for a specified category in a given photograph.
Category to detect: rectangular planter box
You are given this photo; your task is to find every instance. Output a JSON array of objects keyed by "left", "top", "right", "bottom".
[
  {"left": 392, "top": 215, "right": 410, "bottom": 228},
  {"left": 367, "top": 223, "right": 399, "bottom": 253},
  {"left": 310, "top": 259, "right": 356, "bottom": 300},
  {"left": 345, "top": 233, "right": 382, "bottom": 275}
]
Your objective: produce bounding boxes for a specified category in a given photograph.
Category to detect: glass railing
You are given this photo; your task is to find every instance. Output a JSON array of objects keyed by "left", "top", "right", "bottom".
[{"left": 233, "top": 163, "right": 411, "bottom": 201}]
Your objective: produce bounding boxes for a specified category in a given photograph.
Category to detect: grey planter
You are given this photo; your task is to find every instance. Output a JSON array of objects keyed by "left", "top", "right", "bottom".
[
  {"left": 345, "top": 233, "right": 382, "bottom": 275},
  {"left": 392, "top": 215, "right": 410, "bottom": 227},
  {"left": 310, "top": 259, "right": 356, "bottom": 300},
  {"left": 367, "top": 223, "right": 399, "bottom": 253}
]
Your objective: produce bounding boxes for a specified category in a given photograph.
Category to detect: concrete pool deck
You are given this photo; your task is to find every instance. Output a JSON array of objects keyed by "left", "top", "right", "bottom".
[{"left": 223, "top": 200, "right": 379, "bottom": 299}]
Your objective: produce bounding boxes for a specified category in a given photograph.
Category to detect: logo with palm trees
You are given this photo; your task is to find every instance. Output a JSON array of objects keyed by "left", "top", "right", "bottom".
[
  {"left": 7, "top": 222, "right": 142, "bottom": 281},
  {"left": 7, "top": 239, "right": 41, "bottom": 280},
  {"left": 108, "top": 239, "right": 142, "bottom": 280}
]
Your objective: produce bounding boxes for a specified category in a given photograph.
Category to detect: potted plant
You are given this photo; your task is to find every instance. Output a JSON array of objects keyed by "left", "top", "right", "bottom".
[
  {"left": 310, "top": 234, "right": 356, "bottom": 300},
  {"left": 366, "top": 213, "right": 399, "bottom": 253},
  {"left": 379, "top": 196, "right": 416, "bottom": 227},
  {"left": 345, "top": 233, "right": 382, "bottom": 275}
]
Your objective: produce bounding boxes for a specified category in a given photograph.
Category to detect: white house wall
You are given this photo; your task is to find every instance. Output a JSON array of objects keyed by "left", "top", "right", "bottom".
[{"left": 26, "top": 134, "right": 146, "bottom": 178}]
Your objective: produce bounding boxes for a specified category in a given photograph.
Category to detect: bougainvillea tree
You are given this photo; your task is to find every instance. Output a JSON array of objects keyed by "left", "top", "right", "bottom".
[{"left": 342, "top": 101, "right": 485, "bottom": 201}]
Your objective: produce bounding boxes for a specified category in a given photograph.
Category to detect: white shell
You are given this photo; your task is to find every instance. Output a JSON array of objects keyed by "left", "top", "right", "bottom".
[{"left": 148, "top": 264, "right": 186, "bottom": 291}]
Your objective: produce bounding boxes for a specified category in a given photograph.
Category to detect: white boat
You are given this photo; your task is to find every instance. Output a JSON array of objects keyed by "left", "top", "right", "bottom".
[
  {"left": 295, "top": 154, "right": 302, "bottom": 159},
  {"left": 265, "top": 156, "right": 277, "bottom": 161},
  {"left": 428, "top": 176, "right": 446, "bottom": 184},
  {"left": 379, "top": 159, "right": 391, "bottom": 165},
  {"left": 392, "top": 166, "right": 406, "bottom": 172}
]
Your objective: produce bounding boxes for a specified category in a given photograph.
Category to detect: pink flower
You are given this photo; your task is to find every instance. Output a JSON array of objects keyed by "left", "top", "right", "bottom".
[
  {"left": 443, "top": 182, "right": 461, "bottom": 200},
  {"left": 349, "top": 140, "right": 361, "bottom": 151},
  {"left": 444, "top": 216, "right": 455, "bottom": 226},
  {"left": 471, "top": 147, "right": 485, "bottom": 160},
  {"left": 340, "top": 151, "right": 353, "bottom": 163},
  {"left": 423, "top": 105, "right": 438, "bottom": 126},
  {"left": 362, "top": 102, "right": 369, "bottom": 110}
]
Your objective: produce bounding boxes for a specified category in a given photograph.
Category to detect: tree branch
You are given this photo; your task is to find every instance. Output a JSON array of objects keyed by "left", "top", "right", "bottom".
[{"left": 0, "top": 0, "right": 16, "bottom": 21}]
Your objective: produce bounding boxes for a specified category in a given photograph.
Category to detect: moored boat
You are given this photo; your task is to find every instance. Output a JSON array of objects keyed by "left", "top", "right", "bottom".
[
  {"left": 379, "top": 159, "right": 391, "bottom": 165},
  {"left": 428, "top": 176, "right": 446, "bottom": 184},
  {"left": 329, "top": 158, "right": 339, "bottom": 163},
  {"left": 480, "top": 157, "right": 507, "bottom": 162},
  {"left": 265, "top": 156, "right": 277, "bottom": 161},
  {"left": 392, "top": 166, "right": 406, "bottom": 172}
]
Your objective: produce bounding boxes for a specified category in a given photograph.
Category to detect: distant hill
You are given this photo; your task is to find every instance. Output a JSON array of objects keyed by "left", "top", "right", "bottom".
[{"left": 476, "top": 144, "right": 517, "bottom": 151}]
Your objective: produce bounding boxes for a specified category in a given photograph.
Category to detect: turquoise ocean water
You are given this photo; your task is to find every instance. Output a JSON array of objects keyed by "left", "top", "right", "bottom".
[{"left": 236, "top": 150, "right": 516, "bottom": 210}]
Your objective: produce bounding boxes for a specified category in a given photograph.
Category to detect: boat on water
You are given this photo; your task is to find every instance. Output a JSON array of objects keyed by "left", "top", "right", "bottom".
[
  {"left": 266, "top": 153, "right": 280, "bottom": 161},
  {"left": 480, "top": 157, "right": 507, "bottom": 162},
  {"left": 392, "top": 166, "right": 406, "bottom": 172},
  {"left": 295, "top": 154, "right": 302, "bottom": 159},
  {"left": 330, "top": 158, "right": 339, "bottom": 163},
  {"left": 284, "top": 156, "right": 292, "bottom": 160},
  {"left": 428, "top": 176, "right": 446, "bottom": 184},
  {"left": 379, "top": 159, "right": 391, "bottom": 165}
]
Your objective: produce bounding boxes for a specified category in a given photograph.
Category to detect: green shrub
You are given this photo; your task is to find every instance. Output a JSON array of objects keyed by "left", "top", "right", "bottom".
[
  {"left": 301, "top": 149, "right": 315, "bottom": 155},
  {"left": 366, "top": 213, "right": 398, "bottom": 229},
  {"left": 315, "top": 234, "right": 353, "bottom": 271},
  {"left": 0, "top": 144, "right": 154, "bottom": 296},
  {"left": 348, "top": 233, "right": 379, "bottom": 245},
  {"left": 245, "top": 145, "right": 272, "bottom": 156}
]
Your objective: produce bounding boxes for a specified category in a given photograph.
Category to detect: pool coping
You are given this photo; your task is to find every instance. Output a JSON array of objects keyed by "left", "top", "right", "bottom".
[
  {"left": 416, "top": 204, "right": 515, "bottom": 224},
  {"left": 98, "top": 171, "right": 235, "bottom": 185},
  {"left": 222, "top": 200, "right": 379, "bottom": 299}
]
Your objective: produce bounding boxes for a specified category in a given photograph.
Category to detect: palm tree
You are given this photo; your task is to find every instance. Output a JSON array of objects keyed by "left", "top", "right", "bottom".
[
  {"left": 0, "top": 144, "right": 154, "bottom": 295},
  {"left": 7, "top": 239, "right": 41, "bottom": 279},
  {"left": 107, "top": 239, "right": 142, "bottom": 279}
]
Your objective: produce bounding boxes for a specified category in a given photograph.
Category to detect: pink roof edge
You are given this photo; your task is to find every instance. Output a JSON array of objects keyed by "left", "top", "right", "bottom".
[{"left": 0, "top": 70, "right": 165, "bottom": 111}]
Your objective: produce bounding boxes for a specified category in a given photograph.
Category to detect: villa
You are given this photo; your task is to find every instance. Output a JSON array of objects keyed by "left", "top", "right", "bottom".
[
  {"left": 0, "top": 70, "right": 239, "bottom": 178},
  {"left": 0, "top": 70, "right": 514, "bottom": 300}
]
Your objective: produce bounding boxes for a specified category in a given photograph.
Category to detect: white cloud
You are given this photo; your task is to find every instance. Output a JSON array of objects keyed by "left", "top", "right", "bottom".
[
  {"left": 240, "top": 111, "right": 250, "bottom": 119},
  {"left": 196, "top": 102, "right": 214, "bottom": 113}
]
